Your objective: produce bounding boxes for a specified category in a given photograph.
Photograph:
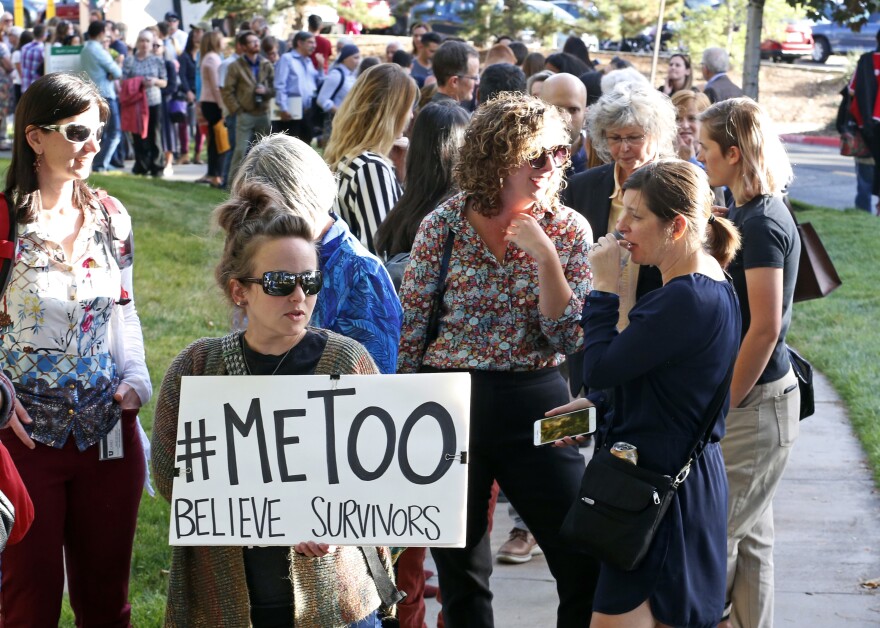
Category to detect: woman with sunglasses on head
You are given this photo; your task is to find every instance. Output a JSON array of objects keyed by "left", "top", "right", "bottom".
[
  {"left": 0, "top": 72, "right": 151, "bottom": 626},
  {"left": 698, "top": 98, "right": 800, "bottom": 628},
  {"left": 151, "top": 181, "right": 395, "bottom": 628},
  {"left": 122, "top": 28, "right": 168, "bottom": 177},
  {"left": 398, "top": 92, "right": 598, "bottom": 626}
]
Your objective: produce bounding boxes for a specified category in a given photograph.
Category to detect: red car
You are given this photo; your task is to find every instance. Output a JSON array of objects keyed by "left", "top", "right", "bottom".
[{"left": 761, "top": 21, "right": 814, "bottom": 63}]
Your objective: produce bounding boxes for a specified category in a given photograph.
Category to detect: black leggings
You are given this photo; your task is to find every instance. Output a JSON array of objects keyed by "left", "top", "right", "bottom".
[
  {"left": 429, "top": 367, "right": 599, "bottom": 627},
  {"left": 200, "top": 101, "right": 224, "bottom": 178}
]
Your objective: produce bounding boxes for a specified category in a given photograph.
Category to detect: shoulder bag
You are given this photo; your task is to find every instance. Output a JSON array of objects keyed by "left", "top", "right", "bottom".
[
  {"left": 423, "top": 229, "right": 455, "bottom": 357},
  {"left": 787, "top": 345, "right": 815, "bottom": 421},
  {"left": 559, "top": 358, "right": 735, "bottom": 572},
  {"left": 783, "top": 196, "right": 842, "bottom": 302}
]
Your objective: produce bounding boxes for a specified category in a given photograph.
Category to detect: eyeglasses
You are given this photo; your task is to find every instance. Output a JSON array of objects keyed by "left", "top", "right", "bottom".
[
  {"left": 238, "top": 270, "right": 323, "bottom": 296},
  {"left": 456, "top": 74, "right": 480, "bottom": 82},
  {"left": 606, "top": 134, "right": 648, "bottom": 148},
  {"left": 528, "top": 145, "right": 569, "bottom": 169},
  {"left": 39, "top": 122, "right": 105, "bottom": 143},
  {"left": 152, "top": 43, "right": 162, "bottom": 49}
]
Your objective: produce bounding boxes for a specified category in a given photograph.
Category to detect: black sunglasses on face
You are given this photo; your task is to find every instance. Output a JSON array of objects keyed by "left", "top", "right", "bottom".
[
  {"left": 238, "top": 270, "right": 323, "bottom": 296},
  {"left": 40, "top": 122, "right": 105, "bottom": 143},
  {"left": 528, "top": 145, "right": 569, "bottom": 169}
]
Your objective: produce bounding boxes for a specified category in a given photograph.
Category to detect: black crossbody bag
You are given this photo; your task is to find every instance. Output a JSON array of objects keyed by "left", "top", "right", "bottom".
[{"left": 560, "top": 358, "right": 735, "bottom": 572}]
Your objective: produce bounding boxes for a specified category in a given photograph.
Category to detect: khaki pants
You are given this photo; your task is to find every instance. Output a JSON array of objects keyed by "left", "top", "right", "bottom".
[{"left": 721, "top": 367, "right": 799, "bottom": 628}]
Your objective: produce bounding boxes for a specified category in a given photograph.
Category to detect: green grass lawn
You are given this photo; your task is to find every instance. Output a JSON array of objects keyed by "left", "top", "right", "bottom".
[
  {"left": 1, "top": 161, "right": 877, "bottom": 624},
  {"left": 787, "top": 201, "right": 880, "bottom": 485}
]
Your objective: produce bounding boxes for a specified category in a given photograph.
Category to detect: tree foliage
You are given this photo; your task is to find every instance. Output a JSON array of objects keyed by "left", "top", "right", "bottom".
[{"left": 453, "top": 0, "right": 573, "bottom": 47}]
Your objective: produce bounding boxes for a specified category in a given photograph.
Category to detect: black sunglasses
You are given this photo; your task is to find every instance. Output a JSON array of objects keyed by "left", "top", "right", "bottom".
[
  {"left": 238, "top": 270, "right": 323, "bottom": 296},
  {"left": 528, "top": 145, "right": 569, "bottom": 169},
  {"left": 40, "top": 122, "right": 105, "bottom": 144}
]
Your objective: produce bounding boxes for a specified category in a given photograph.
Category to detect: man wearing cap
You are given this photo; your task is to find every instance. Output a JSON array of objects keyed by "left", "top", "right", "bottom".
[
  {"left": 164, "top": 11, "right": 187, "bottom": 59},
  {"left": 222, "top": 30, "right": 275, "bottom": 184},
  {"left": 273, "top": 30, "right": 323, "bottom": 143},
  {"left": 81, "top": 20, "right": 123, "bottom": 171}
]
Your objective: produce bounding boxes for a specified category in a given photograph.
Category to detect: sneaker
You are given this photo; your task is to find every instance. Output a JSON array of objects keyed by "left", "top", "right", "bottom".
[
  {"left": 163, "top": 165, "right": 174, "bottom": 177},
  {"left": 496, "top": 528, "right": 542, "bottom": 564}
]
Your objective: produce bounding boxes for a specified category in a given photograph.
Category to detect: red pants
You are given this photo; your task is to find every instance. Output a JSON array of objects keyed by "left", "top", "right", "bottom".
[{"left": 0, "top": 410, "right": 144, "bottom": 627}]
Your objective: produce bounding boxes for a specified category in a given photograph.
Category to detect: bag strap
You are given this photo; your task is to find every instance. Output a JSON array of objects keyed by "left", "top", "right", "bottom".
[
  {"left": 423, "top": 228, "right": 455, "bottom": 355},
  {"left": 598, "top": 349, "right": 735, "bottom": 488},
  {"left": 328, "top": 66, "right": 346, "bottom": 102},
  {"left": 360, "top": 546, "right": 406, "bottom": 607}
]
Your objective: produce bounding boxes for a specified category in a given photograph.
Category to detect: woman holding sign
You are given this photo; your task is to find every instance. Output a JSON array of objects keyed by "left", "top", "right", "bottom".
[
  {"left": 152, "top": 182, "right": 396, "bottom": 627},
  {"left": 397, "top": 92, "right": 599, "bottom": 626}
]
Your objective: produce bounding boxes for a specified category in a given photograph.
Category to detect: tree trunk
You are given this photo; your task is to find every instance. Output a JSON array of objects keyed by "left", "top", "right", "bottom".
[{"left": 742, "top": 0, "right": 765, "bottom": 100}]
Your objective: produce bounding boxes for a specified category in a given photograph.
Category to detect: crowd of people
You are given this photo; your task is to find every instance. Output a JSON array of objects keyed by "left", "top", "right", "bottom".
[{"left": 0, "top": 11, "right": 806, "bottom": 628}]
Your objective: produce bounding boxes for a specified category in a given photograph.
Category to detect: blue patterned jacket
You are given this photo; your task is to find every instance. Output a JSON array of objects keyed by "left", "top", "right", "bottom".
[{"left": 311, "top": 215, "right": 402, "bottom": 374}]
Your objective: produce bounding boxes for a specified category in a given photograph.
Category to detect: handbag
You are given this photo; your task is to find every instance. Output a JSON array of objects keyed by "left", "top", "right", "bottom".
[
  {"left": 784, "top": 198, "right": 842, "bottom": 302},
  {"left": 794, "top": 221, "right": 842, "bottom": 302},
  {"left": 840, "top": 127, "right": 871, "bottom": 158},
  {"left": 168, "top": 98, "right": 187, "bottom": 124},
  {"left": 787, "top": 345, "right": 815, "bottom": 421},
  {"left": 213, "top": 119, "right": 231, "bottom": 154},
  {"left": 560, "top": 359, "right": 735, "bottom": 571}
]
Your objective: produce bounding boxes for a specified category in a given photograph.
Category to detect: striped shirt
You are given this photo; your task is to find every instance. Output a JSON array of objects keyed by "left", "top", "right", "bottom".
[{"left": 333, "top": 151, "right": 401, "bottom": 254}]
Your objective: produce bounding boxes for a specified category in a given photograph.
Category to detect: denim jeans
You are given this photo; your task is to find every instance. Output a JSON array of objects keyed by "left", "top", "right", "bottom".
[
  {"left": 94, "top": 98, "right": 121, "bottom": 171},
  {"left": 854, "top": 159, "right": 874, "bottom": 212}
]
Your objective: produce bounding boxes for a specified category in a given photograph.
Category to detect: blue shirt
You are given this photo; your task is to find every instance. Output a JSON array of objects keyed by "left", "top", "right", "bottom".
[
  {"left": 311, "top": 216, "right": 403, "bottom": 374},
  {"left": 80, "top": 40, "right": 122, "bottom": 100},
  {"left": 274, "top": 50, "right": 322, "bottom": 113}
]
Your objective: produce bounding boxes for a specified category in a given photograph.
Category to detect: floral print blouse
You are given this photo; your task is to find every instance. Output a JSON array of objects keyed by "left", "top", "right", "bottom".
[
  {"left": 397, "top": 193, "right": 593, "bottom": 374},
  {"left": 1, "top": 200, "right": 138, "bottom": 450}
]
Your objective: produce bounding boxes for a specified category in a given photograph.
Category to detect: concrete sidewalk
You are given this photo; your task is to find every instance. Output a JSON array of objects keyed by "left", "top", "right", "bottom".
[{"left": 420, "top": 372, "right": 880, "bottom": 627}]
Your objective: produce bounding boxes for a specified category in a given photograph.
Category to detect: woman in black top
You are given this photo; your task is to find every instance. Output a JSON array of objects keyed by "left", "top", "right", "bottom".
[
  {"left": 698, "top": 97, "right": 801, "bottom": 628},
  {"left": 177, "top": 29, "right": 203, "bottom": 165}
]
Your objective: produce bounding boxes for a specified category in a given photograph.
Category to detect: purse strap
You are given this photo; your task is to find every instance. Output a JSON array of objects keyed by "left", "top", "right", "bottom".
[
  {"left": 599, "top": 352, "right": 735, "bottom": 488},
  {"left": 423, "top": 228, "right": 455, "bottom": 355}
]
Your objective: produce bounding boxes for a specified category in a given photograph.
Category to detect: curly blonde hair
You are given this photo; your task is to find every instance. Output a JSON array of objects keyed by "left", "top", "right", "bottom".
[{"left": 456, "top": 92, "right": 569, "bottom": 217}]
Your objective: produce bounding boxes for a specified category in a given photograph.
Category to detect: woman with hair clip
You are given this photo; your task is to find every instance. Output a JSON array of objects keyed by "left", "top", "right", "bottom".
[
  {"left": 0, "top": 72, "right": 151, "bottom": 626},
  {"left": 375, "top": 101, "right": 470, "bottom": 290},
  {"left": 552, "top": 159, "right": 742, "bottom": 628},
  {"left": 324, "top": 63, "right": 419, "bottom": 254},
  {"left": 698, "top": 97, "right": 801, "bottom": 628},
  {"left": 152, "top": 181, "right": 396, "bottom": 628},
  {"left": 398, "top": 92, "right": 597, "bottom": 627}
]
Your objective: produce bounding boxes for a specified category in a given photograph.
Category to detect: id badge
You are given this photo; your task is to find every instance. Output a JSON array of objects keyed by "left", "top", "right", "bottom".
[{"left": 99, "top": 420, "right": 124, "bottom": 461}]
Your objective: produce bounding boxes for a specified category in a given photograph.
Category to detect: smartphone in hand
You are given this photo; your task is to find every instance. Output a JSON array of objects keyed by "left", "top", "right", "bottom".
[{"left": 533, "top": 407, "right": 596, "bottom": 446}]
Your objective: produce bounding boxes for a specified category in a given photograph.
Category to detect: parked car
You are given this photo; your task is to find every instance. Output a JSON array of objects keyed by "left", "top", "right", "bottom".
[
  {"left": 811, "top": 12, "right": 880, "bottom": 63},
  {"left": 761, "top": 20, "right": 814, "bottom": 62},
  {"left": 409, "top": 0, "right": 593, "bottom": 48}
]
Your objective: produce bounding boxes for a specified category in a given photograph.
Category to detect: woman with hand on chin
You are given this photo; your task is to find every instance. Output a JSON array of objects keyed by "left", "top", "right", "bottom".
[
  {"left": 151, "top": 182, "right": 395, "bottom": 627},
  {"left": 397, "top": 92, "right": 598, "bottom": 626},
  {"left": 659, "top": 53, "right": 693, "bottom": 97},
  {"left": 0, "top": 72, "right": 151, "bottom": 626},
  {"left": 552, "top": 159, "right": 741, "bottom": 628}
]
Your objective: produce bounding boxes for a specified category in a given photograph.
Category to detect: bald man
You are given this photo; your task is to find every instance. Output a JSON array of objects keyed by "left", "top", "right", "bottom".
[{"left": 540, "top": 72, "right": 588, "bottom": 176}]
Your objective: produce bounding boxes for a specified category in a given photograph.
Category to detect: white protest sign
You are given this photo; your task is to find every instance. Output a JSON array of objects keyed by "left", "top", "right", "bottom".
[{"left": 170, "top": 373, "right": 471, "bottom": 547}]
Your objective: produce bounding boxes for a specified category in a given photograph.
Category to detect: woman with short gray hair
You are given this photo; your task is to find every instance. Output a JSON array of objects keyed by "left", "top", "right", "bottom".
[{"left": 564, "top": 81, "right": 677, "bottom": 335}]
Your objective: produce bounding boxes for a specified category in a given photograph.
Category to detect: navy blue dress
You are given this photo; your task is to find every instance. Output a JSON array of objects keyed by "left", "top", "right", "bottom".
[{"left": 582, "top": 274, "right": 741, "bottom": 627}]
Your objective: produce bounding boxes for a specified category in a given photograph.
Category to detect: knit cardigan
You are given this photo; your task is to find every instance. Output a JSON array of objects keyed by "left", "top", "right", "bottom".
[{"left": 152, "top": 329, "right": 394, "bottom": 627}]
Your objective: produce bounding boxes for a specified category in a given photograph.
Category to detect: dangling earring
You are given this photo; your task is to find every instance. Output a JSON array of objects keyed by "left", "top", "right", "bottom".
[{"left": 33, "top": 153, "right": 42, "bottom": 173}]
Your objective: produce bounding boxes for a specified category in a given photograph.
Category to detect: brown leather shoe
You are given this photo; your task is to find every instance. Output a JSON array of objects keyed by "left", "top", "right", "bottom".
[{"left": 496, "top": 528, "right": 542, "bottom": 564}]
